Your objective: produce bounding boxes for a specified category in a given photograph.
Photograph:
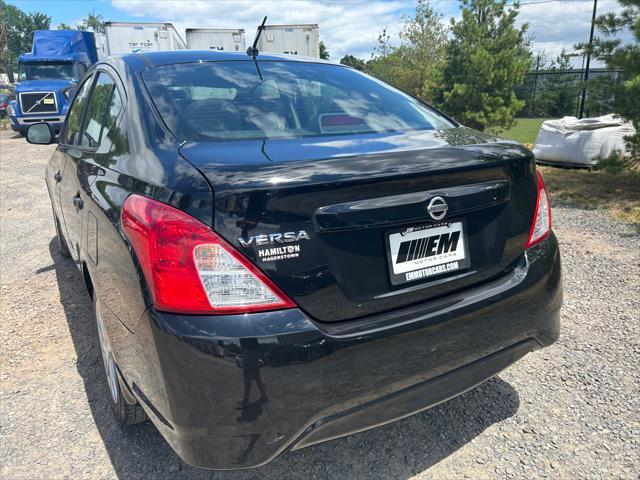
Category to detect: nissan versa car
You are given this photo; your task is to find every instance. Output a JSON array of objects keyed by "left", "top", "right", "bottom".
[{"left": 29, "top": 51, "right": 561, "bottom": 470}]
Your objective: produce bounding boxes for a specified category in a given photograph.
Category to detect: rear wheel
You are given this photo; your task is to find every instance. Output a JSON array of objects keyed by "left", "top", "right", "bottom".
[{"left": 95, "top": 296, "right": 146, "bottom": 425}]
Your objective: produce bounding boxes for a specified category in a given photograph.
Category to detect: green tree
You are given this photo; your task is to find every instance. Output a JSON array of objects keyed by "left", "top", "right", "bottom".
[
  {"left": 364, "top": 2, "right": 447, "bottom": 103},
  {"left": 576, "top": 0, "right": 639, "bottom": 160},
  {"left": 522, "top": 51, "right": 581, "bottom": 118},
  {"left": 340, "top": 54, "right": 366, "bottom": 71},
  {"left": 319, "top": 40, "right": 329, "bottom": 60},
  {"left": 28, "top": 12, "right": 51, "bottom": 31},
  {"left": 366, "top": 29, "right": 404, "bottom": 84},
  {"left": 56, "top": 10, "right": 107, "bottom": 33},
  {"left": 79, "top": 10, "right": 106, "bottom": 33},
  {"left": 435, "top": 0, "right": 531, "bottom": 131},
  {"left": 545, "top": 51, "right": 581, "bottom": 117},
  {"left": 396, "top": 0, "right": 448, "bottom": 101},
  {"left": 1, "top": 1, "right": 51, "bottom": 70}
]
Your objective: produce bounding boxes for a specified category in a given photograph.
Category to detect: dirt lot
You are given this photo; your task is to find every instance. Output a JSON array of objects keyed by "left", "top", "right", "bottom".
[{"left": 1, "top": 129, "right": 639, "bottom": 479}]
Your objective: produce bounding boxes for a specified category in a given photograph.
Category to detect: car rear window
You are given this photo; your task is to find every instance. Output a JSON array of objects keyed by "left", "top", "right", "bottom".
[{"left": 142, "top": 61, "right": 453, "bottom": 141}]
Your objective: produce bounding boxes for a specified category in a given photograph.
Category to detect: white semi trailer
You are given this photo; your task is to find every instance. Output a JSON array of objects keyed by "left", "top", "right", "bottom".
[
  {"left": 186, "top": 28, "right": 246, "bottom": 52},
  {"left": 102, "top": 22, "right": 187, "bottom": 54},
  {"left": 257, "top": 24, "right": 319, "bottom": 58}
]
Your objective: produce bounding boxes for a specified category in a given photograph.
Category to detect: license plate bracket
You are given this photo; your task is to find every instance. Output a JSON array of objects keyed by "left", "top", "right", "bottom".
[{"left": 385, "top": 221, "right": 470, "bottom": 286}]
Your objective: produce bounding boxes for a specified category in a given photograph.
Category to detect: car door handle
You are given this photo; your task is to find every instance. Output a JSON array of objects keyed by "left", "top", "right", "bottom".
[
  {"left": 54, "top": 171, "right": 62, "bottom": 183},
  {"left": 73, "top": 194, "right": 84, "bottom": 210}
]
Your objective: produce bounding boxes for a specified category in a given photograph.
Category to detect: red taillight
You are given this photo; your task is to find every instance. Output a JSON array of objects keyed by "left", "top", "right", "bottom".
[
  {"left": 121, "top": 195, "right": 295, "bottom": 315},
  {"left": 524, "top": 171, "right": 552, "bottom": 249}
]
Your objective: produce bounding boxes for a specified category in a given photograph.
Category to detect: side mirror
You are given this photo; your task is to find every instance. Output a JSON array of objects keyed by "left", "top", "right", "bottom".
[
  {"left": 26, "top": 123, "right": 56, "bottom": 145},
  {"left": 6, "top": 64, "right": 14, "bottom": 84}
]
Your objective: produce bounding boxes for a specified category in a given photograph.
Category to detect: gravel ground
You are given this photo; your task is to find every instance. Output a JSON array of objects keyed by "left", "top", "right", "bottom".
[{"left": 1, "top": 129, "right": 639, "bottom": 479}]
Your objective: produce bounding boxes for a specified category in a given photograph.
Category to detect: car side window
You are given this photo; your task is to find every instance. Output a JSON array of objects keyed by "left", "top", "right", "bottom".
[
  {"left": 105, "top": 87, "right": 122, "bottom": 133},
  {"left": 62, "top": 76, "right": 93, "bottom": 145},
  {"left": 96, "top": 86, "right": 123, "bottom": 153},
  {"left": 79, "top": 73, "right": 116, "bottom": 148}
]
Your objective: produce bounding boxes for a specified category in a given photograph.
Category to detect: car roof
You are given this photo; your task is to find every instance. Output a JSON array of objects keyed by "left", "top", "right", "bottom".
[{"left": 117, "top": 50, "right": 337, "bottom": 68}]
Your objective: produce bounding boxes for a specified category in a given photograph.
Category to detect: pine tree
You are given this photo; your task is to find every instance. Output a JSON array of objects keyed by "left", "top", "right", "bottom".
[
  {"left": 436, "top": 0, "right": 531, "bottom": 131},
  {"left": 531, "top": 50, "right": 581, "bottom": 118},
  {"left": 319, "top": 41, "right": 330, "bottom": 60},
  {"left": 397, "top": 0, "right": 448, "bottom": 101}
]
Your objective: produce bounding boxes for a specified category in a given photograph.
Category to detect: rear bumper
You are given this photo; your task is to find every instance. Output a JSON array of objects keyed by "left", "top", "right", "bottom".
[
  {"left": 294, "top": 338, "right": 539, "bottom": 450},
  {"left": 108, "top": 233, "right": 561, "bottom": 470}
]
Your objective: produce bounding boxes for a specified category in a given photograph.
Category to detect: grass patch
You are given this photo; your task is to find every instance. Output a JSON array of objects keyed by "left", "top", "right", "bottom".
[
  {"left": 540, "top": 165, "right": 640, "bottom": 225},
  {"left": 493, "top": 118, "right": 549, "bottom": 145}
]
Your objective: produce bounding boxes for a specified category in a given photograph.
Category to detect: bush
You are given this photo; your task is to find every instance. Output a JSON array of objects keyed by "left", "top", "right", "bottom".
[{"left": 596, "top": 151, "right": 639, "bottom": 173}]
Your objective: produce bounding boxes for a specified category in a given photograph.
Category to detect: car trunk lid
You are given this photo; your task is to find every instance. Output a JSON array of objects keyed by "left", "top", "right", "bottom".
[{"left": 179, "top": 128, "right": 538, "bottom": 322}]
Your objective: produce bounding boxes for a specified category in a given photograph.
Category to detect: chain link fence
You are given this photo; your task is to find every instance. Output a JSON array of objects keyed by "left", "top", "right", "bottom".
[
  {"left": 499, "top": 67, "right": 623, "bottom": 145},
  {"left": 490, "top": 0, "right": 630, "bottom": 145}
]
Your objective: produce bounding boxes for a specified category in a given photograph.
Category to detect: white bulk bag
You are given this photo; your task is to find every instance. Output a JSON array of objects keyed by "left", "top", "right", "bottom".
[{"left": 532, "top": 114, "right": 636, "bottom": 166}]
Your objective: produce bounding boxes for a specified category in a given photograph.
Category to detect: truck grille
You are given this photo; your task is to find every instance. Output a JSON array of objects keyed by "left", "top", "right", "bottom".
[{"left": 19, "top": 92, "right": 58, "bottom": 114}]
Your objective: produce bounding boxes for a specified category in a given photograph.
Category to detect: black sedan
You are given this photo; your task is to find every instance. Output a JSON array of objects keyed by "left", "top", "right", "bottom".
[{"left": 28, "top": 50, "right": 561, "bottom": 470}]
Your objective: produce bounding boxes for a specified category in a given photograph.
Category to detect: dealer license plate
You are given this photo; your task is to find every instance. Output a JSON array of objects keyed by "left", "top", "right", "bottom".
[{"left": 386, "top": 221, "right": 470, "bottom": 285}]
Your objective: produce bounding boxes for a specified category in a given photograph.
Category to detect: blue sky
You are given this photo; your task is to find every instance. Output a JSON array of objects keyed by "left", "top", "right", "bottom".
[{"left": 7, "top": 0, "right": 628, "bottom": 62}]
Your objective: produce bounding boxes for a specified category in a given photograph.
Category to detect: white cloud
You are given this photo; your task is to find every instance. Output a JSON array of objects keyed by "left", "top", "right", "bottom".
[
  {"left": 516, "top": 0, "right": 629, "bottom": 66},
  {"left": 110, "top": 0, "right": 631, "bottom": 65}
]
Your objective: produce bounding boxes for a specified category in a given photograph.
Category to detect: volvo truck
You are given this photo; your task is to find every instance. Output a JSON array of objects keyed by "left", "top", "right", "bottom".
[{"left": 8, "top": 30, "right": 98, "bottom": 135}]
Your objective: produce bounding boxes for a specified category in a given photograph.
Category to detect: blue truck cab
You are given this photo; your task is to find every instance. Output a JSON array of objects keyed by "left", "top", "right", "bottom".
[{"left": 9, "top": 30, "right": 98, "bottom": 136}]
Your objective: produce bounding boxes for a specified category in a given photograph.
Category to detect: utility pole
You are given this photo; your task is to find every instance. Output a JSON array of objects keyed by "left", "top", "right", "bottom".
[{"left": 579, "top": 0, "right": 598, "bottom": 119}]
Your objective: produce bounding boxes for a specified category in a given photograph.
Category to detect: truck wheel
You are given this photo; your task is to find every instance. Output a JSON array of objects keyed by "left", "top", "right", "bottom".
[
  {"left": 53, "top": 213, "right": 71, "bottom": 258},
  {"left": 95, "top": 296, "right": 147, "bottom": 425}
]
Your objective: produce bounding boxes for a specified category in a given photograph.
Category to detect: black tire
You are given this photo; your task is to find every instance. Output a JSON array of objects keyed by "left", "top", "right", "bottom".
[
  {"left": 94, "top": 296, "right": 147, "bottom": 425},
  {"left": 53, "top": 212, "right": 71, "bottom": 258}
]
